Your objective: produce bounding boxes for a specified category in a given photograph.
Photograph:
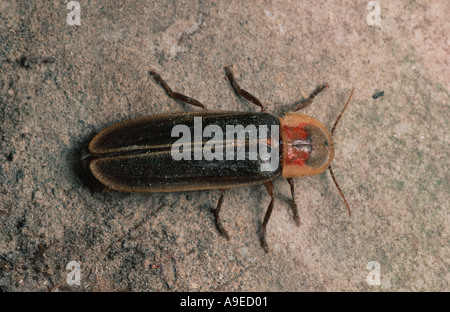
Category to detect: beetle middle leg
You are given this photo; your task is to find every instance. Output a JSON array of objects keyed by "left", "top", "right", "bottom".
[
  {"left": 260, "top": 181, "right": 275, "bottom": 253},
  {"left": 149, "top": 70, "right": 207, "bottom": 110},
  {"left": 224, "top": 66, "right": 266, "bottom": 112},
  {"left": 293, "top": 83, "right": 329, "bottom": 111}
]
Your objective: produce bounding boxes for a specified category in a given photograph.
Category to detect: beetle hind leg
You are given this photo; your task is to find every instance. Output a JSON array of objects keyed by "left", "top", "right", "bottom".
[
  {"left": 214, "top": 189, "right": 230, "bottom": 240},
  {"left": 149, "top": 70, "right": 207, "bottom": 110},
  {"left": 260, "top": 182, "right": 275, "bottom": 253},
  {"left": 224, "top": 66, "right": 266, "bottom": 112}
]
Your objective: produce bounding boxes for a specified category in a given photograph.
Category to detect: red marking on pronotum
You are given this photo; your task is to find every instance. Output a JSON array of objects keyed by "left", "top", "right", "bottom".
[
  {"left": 286, "top": 149, "right": 309, "bottom": 166},
  {"left": 283, "top": 124, "right": 308, "bottom": 140},
  {"left": 283, "top": 124, "right": 310, "bottom": 166}
]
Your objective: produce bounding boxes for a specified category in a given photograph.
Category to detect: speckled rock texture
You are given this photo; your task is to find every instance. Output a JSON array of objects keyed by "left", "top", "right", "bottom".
[{"left": 0, "top": 0, "right": 448, "bottom": 291}]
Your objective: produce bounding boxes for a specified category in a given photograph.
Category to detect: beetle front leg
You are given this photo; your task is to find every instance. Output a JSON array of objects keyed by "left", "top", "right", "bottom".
[
  {"left": 149, "top": 70, "right": 207, "bottom": 110},
  {"left": 286, "top": 178, "right": 301, "bottom": 226},
  {"left": 214, "top": 189, "right": 230, "bottom": 240},
  {"left": 293, "top": 83, "right": 329, "bottom": 111},
  {"left": 260, "top": 181, "right": 275, "bottom": 253}
]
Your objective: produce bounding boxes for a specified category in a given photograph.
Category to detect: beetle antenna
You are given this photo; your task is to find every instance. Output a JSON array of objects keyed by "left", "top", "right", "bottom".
[
  {"left": 331, "top": 88, "right": 355, "bottom": 136},
  {"left": 328, "top": 165, "right": 351, "bottom": 215},
  {"left": 329, "top": 88, "right": 354, "bottom": 215}
]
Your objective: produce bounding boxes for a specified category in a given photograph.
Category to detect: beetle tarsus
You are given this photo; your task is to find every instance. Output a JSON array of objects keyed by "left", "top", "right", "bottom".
[
  {"left": 149, "top": 70, "right": 207, "bottom": 110},
  {"left": 261, "top": 227, "right": 269, "bottom": 253},
  {"left": 214, "top": 189, "right": 230, "bottom": 240},
  {"left": 224, "top": 66, "right": 266, "bottom": 112}
]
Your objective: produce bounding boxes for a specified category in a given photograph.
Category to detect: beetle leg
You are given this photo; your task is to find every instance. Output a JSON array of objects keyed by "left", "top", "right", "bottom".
[
  {"left": 294, "top": 83, "right": 329, "bottom": 111},
  {"left": 149, "top": 70, "right": 207, "bottom": 110},
  {"left": 214, "top": 189, "right": 230, "bottom": 240},
  {"left": 286, "top": 178, "right": 301, "bottom": 226},
  {"left": 261, "top": 181, "right": 275, "bottom": 253},
  {"left": 224, "top": 66, "right": 266, "bottom": 112}
]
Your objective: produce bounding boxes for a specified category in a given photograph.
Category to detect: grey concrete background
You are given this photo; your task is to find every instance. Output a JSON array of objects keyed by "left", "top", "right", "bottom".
[{"left": 0, "top": 0, "right": 448, "bottom": 291}]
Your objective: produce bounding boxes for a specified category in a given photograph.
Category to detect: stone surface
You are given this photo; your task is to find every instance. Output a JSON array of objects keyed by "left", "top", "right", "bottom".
[{"left": 0, "top": 0, "right": 448, "bottom": 291}]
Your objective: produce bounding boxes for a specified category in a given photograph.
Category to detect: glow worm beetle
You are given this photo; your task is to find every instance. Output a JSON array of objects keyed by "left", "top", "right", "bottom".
[{"left": 82, "top": 66, "right": 354, "bottom": 253}]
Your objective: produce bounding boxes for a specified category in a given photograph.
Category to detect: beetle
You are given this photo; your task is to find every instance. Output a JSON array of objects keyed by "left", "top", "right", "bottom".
[{"left": 82, "top": 66, "right": 354, "bottom": 253}]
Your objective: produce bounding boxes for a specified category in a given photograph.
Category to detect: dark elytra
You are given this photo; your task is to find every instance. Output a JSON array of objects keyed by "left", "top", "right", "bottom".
[{"left": 88, "top": 111, "right": 281, "bottom": 192}]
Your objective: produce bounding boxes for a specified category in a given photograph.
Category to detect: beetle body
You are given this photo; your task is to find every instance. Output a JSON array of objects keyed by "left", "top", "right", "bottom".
[
  {"left": 82, "top": 67, "right": 352, "bottom": 252},
  {"left": 84, "top": 110, "right": 335, "bottom": 191}
]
